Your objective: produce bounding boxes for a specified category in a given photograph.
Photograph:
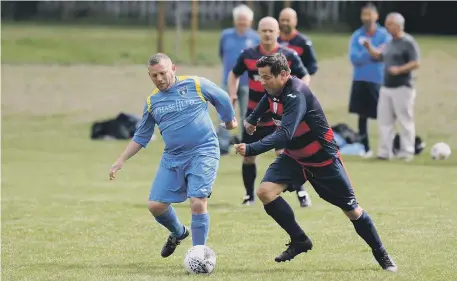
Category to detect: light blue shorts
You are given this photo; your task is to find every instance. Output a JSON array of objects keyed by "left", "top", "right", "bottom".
[{"left": 149, "top": 155, "right": 219, "bottom": 203}]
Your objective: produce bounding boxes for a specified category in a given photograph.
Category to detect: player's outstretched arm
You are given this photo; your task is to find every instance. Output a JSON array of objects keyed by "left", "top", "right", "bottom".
[
  {"left": 109, "top": 140, "right": 143, "bottom": 180},
  {"left": 200, "top": 77, "right": 237, "bottom": 130},
  {"left": 109, "top": 102, "right": 155, "bottom": 180},
  {"left": 245, "top": 91, "right": 307, "bottom": 156}
]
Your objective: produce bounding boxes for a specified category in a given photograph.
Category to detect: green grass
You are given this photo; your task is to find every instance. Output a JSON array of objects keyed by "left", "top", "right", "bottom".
[
  {"left": 2, "top": 23, "right": 457, "bottom": 281},
  {"left": 2, "top": 114, "right": 456, "bottom": 281},
  {"left": 2, "top": 22, "right": 456, "bottom": 65}
]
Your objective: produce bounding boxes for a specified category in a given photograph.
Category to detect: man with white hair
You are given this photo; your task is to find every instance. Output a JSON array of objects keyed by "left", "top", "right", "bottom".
[
  {"left": 364, "top": 12, "right": 420, "bottom": 161},
  {"left": 218, "top": 4, "right": 259, "bottom": 155}
]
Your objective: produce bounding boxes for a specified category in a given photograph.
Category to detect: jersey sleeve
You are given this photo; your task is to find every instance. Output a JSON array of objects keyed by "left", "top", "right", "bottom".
[
  {"left": 246, "top": 90, "right": 307, "bottom": 156},
  {"left": 301, "top": 39, "right": 318, "bottom": 75},
  {"left": 406, "top": 37, "right": 420, "bottom": 62},
  {"left": 289, "top": 51, "right": 309, "bottom": 78},
  {"left": 132, "top": 101, "right": 156, "bottom": 148},
  {"left": 200, "top": 77, "right": 235, "bottom": 122},
  {"left": 245, "top": 94, "right": 270, "bottom": 125},
  {"left": 349, "top": 32, "right": 375, "bottom": 66},
  {"left": 231, "top": 50, "right": 247, "bottom": 77}
]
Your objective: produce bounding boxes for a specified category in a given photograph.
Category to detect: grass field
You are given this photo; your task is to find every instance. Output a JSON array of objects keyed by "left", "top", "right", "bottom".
[{"left": 2, "top": 24, "right": 457, "bottom": 281}]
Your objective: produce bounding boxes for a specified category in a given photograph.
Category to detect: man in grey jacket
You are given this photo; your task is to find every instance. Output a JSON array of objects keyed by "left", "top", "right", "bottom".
[{"left": 364, "top": 12, "right": 420, "bottom": 161}]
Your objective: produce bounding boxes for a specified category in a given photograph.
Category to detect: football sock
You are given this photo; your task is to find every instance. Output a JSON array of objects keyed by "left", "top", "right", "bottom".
[
  {"left": 154, "top": 206, "right": 185, "bottom": 238},
  {"left": 264, "top": 196, "right": 305, "bottom": 240},
  {"left": 242, "top": 163, "right": 256, "bottom": 198},
  {"left": 358, "top": 116, "right": 370, "bottom": 152},
  {"left": 351, "top": 210, "right": 384, "bottom": 251},
  {"left": 295, "top": 185, "right": 305, "bottom": 195},
  {"left": 191, "top": 213, "right": 209, "bottom": 246}
]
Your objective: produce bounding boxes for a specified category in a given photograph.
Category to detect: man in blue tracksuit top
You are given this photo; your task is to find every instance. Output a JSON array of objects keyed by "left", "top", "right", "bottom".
[
  {"left": 218, "top": 4, "right": 260, "bottom": 154},
  {"left": 348, "top": 3, "right": 390, "bottom": 157}
]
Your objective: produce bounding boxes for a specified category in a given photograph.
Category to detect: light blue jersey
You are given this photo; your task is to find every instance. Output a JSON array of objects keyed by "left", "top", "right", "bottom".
[
  {"left": 133, "top": 75, "right": 235, "bottom": 159},
  {"left": 349, "top": 25, "right": 391, "bottom": 84},
  {"left": 133, "top": 75, "right": 235, "bottom": 204}
]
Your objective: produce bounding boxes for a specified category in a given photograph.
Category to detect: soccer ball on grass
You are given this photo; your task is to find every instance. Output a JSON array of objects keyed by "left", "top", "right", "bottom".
[
  {"left": 184, "top": 245, "right": 216, "bottom": 274},
  {"left": 430, "top": 142, "right": 451, "bottom": 160}
]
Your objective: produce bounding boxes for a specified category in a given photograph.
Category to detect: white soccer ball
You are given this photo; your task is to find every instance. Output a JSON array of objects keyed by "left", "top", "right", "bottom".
[
  {"left": 184, "top": 245, "right": 216, "bottom": 274},
  {"left": 430, "top": 142, "right": 451, "bottom": 160}
]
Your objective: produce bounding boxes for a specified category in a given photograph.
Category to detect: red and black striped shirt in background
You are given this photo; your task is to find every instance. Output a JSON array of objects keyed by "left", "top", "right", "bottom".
[
  {"left": 245, "top": 76, "right": 339, "bottom": 167},
  {"left": 231, "top": 44, "right": 308, "bottom": 127},
  {"left": 278, "top": 31, "right": 318, "bottom": 75}
]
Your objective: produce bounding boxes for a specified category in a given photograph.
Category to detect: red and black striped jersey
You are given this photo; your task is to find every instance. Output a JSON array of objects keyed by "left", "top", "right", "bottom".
[
  {"left": 245, "top": 76, "right": 339, "bottom": 167},
  {"left": 278, "top": 31, "right": 318, "bottom": 75},
  {"left": 232, "top": 44, "right": 308, "bottom": 127}
]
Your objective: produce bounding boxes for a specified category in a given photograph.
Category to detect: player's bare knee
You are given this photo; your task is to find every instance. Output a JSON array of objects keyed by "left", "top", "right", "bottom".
[
  {"left": 243, "top": 156, "right": 256, "bottom": 164},
  {"left": 190, "top": 197, "right": 208, "bottom": 214},
  {"left": 344, "top": 206, "right": 364, "bottom": 220},
  {"left": 256, "top": 183, "right": 282, "bottom": 204},
  {"left": 148, "top": 201, "right": 169, "bottom": 217}
]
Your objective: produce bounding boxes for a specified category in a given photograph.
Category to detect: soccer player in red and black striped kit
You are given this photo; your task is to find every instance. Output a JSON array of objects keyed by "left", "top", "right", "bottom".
[
  {"left": 278, "top": 8, "right": 318, "bottom": 78},
  {"left": 234, "top": 53, "right": 397, "bottom": 272},
  {"left": 228, "top": 17, "right": 312, "bottom": 207}
]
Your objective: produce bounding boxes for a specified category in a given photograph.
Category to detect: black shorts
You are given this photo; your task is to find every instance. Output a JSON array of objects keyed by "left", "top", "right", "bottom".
[
  {"left": 349, "top": 81, "right": 380, "bottom": 119},
  {"left": 262, "top": 154, "right": 358, "bottom": 211},
  {"left": 242, "top": 125, "right": 284, "bottom": 151}
]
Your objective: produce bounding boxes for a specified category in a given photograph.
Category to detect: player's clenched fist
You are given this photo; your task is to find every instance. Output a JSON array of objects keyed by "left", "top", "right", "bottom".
[
  {"left": 234, "top": 143, "right": 247, "bottom": 156},
  {"left": 109, "top": 161, "right": 124, "bottom": 180},
  {"left": 244, "top": 120, "right": 256, "bottom": 135}
]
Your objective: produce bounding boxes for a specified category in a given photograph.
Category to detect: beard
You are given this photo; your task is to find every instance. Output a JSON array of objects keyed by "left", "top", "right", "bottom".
[{"left": 280, "top": 25, "right": 292, "bottom": 34}]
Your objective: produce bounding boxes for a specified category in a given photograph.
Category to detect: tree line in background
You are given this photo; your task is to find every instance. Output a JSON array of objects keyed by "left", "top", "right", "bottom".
[{"left": 2, "top": 1, "right": 456, "bottom": 35}]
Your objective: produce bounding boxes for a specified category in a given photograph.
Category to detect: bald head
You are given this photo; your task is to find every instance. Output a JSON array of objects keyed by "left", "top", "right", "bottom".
[
  {"left": 258, "top": 16, "right": 279, "bottom": 31},
  {"left": 258, "top": 17, "right": 280, "bottom": 48},
  {"left": 279, "top": 8, "right": 297, "bottom": 34},
  {"left": 385, "top": 12, "right": 405, "bottom": 38},
  {"left": 280, "top": 8, "right": 297, "bottom": 19}
]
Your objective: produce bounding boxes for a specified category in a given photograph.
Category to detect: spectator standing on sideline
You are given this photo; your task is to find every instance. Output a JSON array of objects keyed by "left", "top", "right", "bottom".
[
  {"left": 348, "top": 4, "right": 390, "bottom": 158},
  {"left": 278, "top": 8, "right": 318, "bottom": 79},
  {"left": 364, "top": 12, "right": 420, "bottom": 161},
  {"left": 218, "top": 4, "right": 260, "bottom": 155}
]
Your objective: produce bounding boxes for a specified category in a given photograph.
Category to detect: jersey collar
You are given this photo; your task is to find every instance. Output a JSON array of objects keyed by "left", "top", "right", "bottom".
[
  {"left": 279, "top": 30, "right": 298, "bottom": 41},
  {"left": 259, "top": 43, "right": 280, "bottom": 55}
]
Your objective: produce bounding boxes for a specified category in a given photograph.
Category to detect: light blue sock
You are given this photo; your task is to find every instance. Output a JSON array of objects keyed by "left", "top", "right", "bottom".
[
  {"left": 191, "top": 213, "right": 209, "bottom": 246},
  {"left": 154, "top": 206, "right": 185, "bottom": 238}
]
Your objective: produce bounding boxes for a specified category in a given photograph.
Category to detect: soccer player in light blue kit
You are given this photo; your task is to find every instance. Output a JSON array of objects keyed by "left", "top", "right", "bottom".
[{"left": 109, "top": 53, "right": 237, "bottom": 258}]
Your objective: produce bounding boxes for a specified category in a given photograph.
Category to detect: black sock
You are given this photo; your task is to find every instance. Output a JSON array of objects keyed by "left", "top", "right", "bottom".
[
  {"left": 295, "top": 185, "right": 305, "bottom": 195},
  {"left": 242, "top": 163, "right": 256, "bottom": 198},
  {"left": 264, "top": 197, "right": 305, "bottom": 240},
  {"left": 351, "top": 211, "right": 384, "bottom": 251},
  {"left": 358, "top": 116, "right": 370, "bottom": 152}
]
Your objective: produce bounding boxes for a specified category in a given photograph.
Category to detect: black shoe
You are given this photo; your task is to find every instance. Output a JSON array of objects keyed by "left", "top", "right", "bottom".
[
  {"left": 275, "top": 237, "right": 313, "bottom": 262},
  {"left": 161, "top": 226, "right": 189, "bottom": 258},
  {"left": 297, "top": 190, "right": 311, "bottom": 208},
  {"left": 241, "top": 195, "right": 255, "bottom": 206},
  {"left": 372, "top": 248, "right": 398, "bottom": 272}
]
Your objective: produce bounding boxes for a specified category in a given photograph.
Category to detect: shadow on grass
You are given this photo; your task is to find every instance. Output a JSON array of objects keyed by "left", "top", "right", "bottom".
[
  {"left": 19, "top": 262, "right": 378, "bottom": 275},
  {"left": 130, "top": 202, "right": 234, "bottom": 210}
]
